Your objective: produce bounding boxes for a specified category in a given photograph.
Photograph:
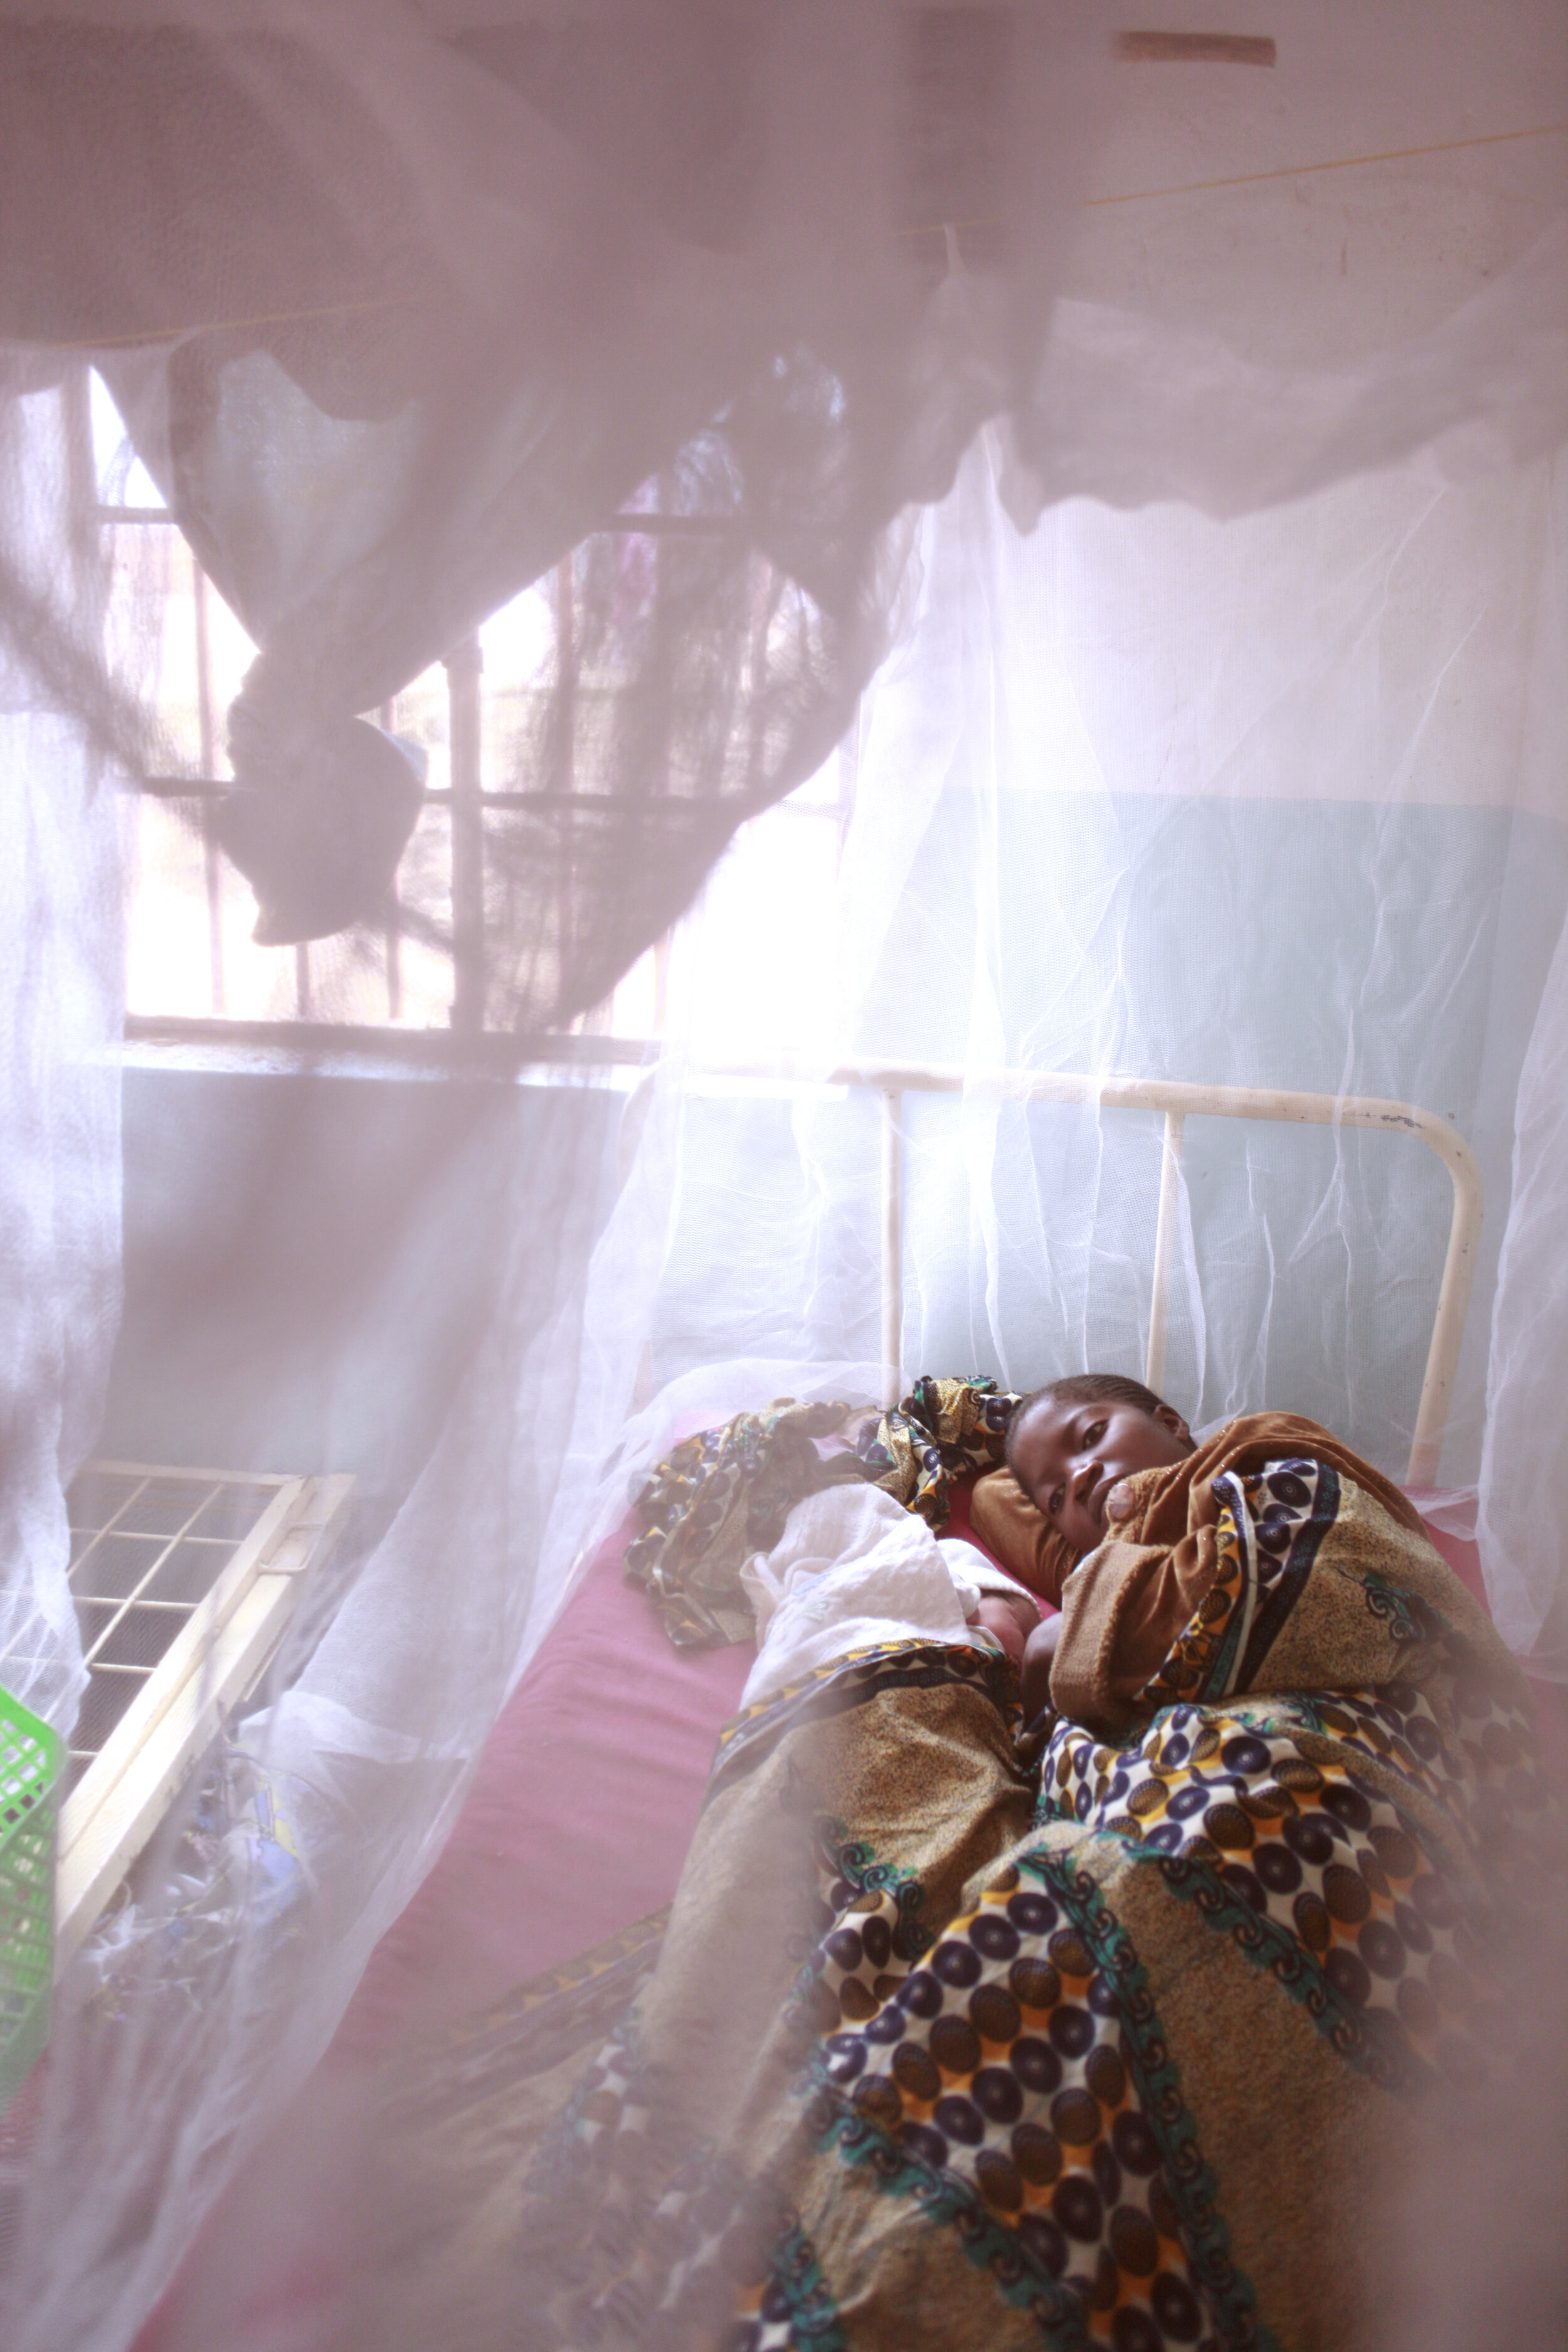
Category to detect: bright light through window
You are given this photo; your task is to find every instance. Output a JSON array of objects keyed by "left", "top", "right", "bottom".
[{"left": 90, "top": 368, "right": 853, "bottom": 1047}]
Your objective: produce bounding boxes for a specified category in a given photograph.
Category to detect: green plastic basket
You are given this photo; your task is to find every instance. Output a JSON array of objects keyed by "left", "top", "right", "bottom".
[{"left": 0, "top": 1685, "right": 61, "bottom": 2111}]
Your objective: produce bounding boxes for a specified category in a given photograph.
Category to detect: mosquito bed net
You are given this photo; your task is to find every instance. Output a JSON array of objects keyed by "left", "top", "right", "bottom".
[{"left": 1, "top": 5, "right": 1565, "bottom": 2348}]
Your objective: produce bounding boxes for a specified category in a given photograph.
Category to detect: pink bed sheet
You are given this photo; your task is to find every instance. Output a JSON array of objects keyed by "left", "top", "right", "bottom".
[
  {"left": 336, "top": 1476, "right": 1017, "bottom": 2050},
  {"left": 336, "top": 1515, "right": 756, "bottom": 2053},
  {"left": 134, "top": 1515, "right": 768, "bottom": 2351}
]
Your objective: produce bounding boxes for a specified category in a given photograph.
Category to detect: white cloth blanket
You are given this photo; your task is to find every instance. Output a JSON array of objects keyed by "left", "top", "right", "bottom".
[{"left": 739, "top": 1483, "right": 1032, "bottom": 1708}]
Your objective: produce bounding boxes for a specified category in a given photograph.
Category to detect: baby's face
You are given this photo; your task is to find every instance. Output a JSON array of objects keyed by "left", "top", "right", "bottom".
[{"left": 1010, "top": 1397, "right": 1193, "bottom": 1556}]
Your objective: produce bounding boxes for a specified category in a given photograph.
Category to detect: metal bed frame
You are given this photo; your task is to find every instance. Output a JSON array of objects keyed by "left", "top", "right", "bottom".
[
  {"left": 125, "top": 1017, "right": 1483, "bottom": 1486},
  {"left": 827, "top": 1064, "right": 1481, "bottom": 1484}
]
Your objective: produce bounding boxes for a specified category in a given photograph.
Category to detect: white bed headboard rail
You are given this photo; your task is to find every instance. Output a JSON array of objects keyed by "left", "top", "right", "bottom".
[
  {"left": 122, "top": 1020, "right": 1484, "bottom": 1488},
  {"left": 711, "top": 1062, "right": 1483, "bottom": 1488}
]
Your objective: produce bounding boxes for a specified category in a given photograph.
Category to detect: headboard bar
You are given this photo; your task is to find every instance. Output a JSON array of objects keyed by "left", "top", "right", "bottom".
[
  {"left": 120, "top": 1023, "right": 1483, "bottom": 1488},
  {"left": 771, "top": 1064, "right": 1483, "bottom": 1488}
]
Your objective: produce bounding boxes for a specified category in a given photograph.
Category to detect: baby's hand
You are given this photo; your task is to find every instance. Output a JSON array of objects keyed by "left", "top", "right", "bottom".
[{"left": 967, "top": 1593, "right": 1040, "bottom": 1667}]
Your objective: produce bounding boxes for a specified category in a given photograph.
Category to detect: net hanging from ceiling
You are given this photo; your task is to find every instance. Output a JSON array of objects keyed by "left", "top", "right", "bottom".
[{"left": 0, "top": 4, "right": 1565, "bottom": 2348}]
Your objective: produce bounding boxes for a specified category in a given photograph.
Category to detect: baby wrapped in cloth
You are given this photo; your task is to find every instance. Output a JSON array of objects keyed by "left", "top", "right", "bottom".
[
  {"left": 737, "top": 1479, "right": 1040, "bottom": 1707},
  {"left": 362, "top": 1409, "right": 1553, "bottom": 2352}
]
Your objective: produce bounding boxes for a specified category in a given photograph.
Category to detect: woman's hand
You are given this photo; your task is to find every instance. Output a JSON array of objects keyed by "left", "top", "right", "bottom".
[{"left": 1020, "top": 1612, "right": 1062, "bottom": 1724}]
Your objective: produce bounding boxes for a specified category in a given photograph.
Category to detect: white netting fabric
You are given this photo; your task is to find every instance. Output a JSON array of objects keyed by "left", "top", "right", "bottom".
[{"left": 0, "top": 4, "right": 1565, "bottom": 2346}]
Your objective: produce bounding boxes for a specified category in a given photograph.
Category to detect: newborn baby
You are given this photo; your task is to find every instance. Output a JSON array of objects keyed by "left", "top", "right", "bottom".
[{"left": 737, "top": 1481, "right": 1041, "bottom": 1710}]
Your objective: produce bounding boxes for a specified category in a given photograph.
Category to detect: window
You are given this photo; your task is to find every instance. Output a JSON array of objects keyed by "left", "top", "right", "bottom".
[{"left": 85, "top": 371, "right": 854, "bottom": 1059}]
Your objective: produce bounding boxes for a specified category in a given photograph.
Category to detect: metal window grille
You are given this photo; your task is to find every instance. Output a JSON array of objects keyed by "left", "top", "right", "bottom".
[{"left": 84, "top": 367, "right": 855, "bottom": 1045}]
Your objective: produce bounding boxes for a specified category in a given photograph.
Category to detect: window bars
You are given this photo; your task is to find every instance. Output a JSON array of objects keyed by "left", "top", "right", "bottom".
[{"left": 92, "top": 377, "right": 854, "bottom": 1040}]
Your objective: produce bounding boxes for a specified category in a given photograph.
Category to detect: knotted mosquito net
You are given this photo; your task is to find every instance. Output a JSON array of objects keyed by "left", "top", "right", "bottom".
[{"left": 1, "top": 4, "right": 1565, "bottom": 2347}]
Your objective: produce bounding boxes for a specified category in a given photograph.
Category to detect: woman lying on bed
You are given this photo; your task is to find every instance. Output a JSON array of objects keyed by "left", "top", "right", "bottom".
[{"left": 363, "top": 1377, "right": 1550, "bottom": 2352}]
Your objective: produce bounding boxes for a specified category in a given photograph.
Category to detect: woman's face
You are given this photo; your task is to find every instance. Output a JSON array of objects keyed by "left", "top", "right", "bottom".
[{"left": 1009, "top": 1396, "right": 1193, "bottom": 1556}]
